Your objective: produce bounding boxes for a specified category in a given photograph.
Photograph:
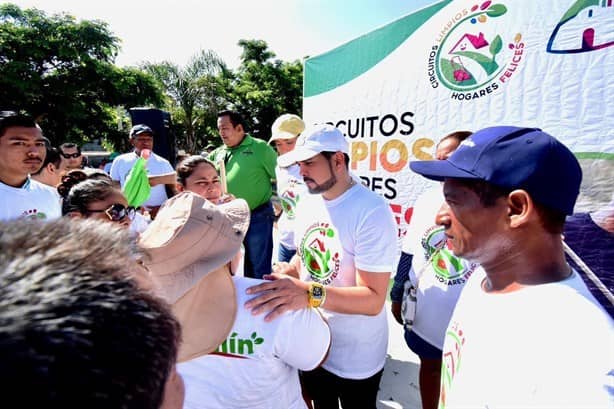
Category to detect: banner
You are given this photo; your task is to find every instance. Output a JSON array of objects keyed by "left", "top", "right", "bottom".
[{"left": 303, "top": 0, "right": 614, "bottom": 238}]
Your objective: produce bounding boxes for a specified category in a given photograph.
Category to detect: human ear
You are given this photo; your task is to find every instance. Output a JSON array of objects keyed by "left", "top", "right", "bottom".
[{"left": 507, "top": 190, "right": 532, "bottom": 228}]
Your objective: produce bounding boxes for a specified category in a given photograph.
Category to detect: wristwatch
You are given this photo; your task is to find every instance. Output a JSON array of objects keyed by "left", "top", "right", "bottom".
[{"left": 308, "top": 282, "right": 326, "bottom": 308}]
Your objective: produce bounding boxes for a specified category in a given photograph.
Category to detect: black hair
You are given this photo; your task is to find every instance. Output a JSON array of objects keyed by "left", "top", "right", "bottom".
[
  {"left": 458, "top": 178, "right": 566, "bottom": 234},
  {"left": 58, "top": 171, "right": 118, "bottom": 216},
  {"left": 0, "top": 113, "right": 38, "bottom": 138},
  {"left": 32, "top": 146, "right": 63, "bottom": 175},
  {"left": 0, "top": 219, "right": 180, "bottom": 409},
  {"left": 59, "top": 142, "right": 82, "bottom": 155},
  {"left": 217, "top": 110, "right": 246, "bottom": 130},
  {"left": 321, "top": 151, "right": 350, "bottom": 170},
  {"left": 176, "top": 155, "right": 218, "bottom": 186}
]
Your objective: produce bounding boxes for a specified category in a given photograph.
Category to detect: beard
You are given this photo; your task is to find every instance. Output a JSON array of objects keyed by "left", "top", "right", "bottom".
[{"left": 305, "top": 174, "right": 337, "bottom": 194}]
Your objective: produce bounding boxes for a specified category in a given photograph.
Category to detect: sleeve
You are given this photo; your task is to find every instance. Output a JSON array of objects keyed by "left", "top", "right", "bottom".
[
  {"left": 262, "top": 144, "right": 278, "bottom": 181},
  {"left": 354, "top": 202, "right": 398, "bottom": 272},
  {"left": 390, "top": 251, "right": 413, "bottom": 302},
  {"left": 161, "top": 158, "right": 174, "bottom": 173},
  {"left": 109, "top": 157, "right": 121, "bottom": 181},
  {"left": 273, "top": 308, "right": 331, "bottom": 371}
]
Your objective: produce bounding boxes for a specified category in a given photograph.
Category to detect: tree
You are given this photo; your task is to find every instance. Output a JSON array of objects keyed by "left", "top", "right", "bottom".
[
  {"left": 222, "top": 39, "right": 303, "bottom": 141},
  {"left": 141, "top": 50, "right": 226, "bottom": 153},
  {"left": 0, "top": 4, "right": 163, "bottom": 148}
]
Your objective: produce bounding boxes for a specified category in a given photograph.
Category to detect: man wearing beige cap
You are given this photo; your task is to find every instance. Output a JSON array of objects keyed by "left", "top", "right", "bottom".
[
  {"left": 269, "top": 113, "right": 307, "bottom": 263},
  {"left": 139, "top": 191, "right": 331, "bottom": 409},
  {"left": 246, "top": 124, "right": 398, "bottom": 409}
]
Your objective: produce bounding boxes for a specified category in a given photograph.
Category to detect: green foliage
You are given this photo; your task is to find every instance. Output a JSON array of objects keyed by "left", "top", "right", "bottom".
[
  {"left": 221, "top": 39, "right": 303, "bottom": 141},
  {"left": 0, "top": 4, "right": 163, "bottom": 148},
  {"left": 141, "top": 50, "right": 226, "bottom": 153}
]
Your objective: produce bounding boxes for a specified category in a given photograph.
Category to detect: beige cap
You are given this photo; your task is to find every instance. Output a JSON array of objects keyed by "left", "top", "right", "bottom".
[
  {"left": 139, "top": 191, "right": 250, "bottom": 361},
  {"left": 268, "top": 113, "right": 305, "bottom": 143}
]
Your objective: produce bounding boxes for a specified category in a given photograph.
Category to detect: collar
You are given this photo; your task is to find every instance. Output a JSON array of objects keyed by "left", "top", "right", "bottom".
[{"left": 226, "top": 134, "right": 253, "bottom": 150}]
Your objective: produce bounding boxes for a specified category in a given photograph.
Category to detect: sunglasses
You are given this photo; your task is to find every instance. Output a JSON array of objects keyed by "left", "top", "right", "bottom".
[
  {"left": 61, "top": 152, "right": 81, "bottom": 159},
  {"left": 86, "top": 203, "right": 136, "bottom": 222}
]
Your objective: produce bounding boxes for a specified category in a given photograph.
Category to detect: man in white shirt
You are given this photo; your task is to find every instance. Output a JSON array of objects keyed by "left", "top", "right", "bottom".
[
  {"left": 245, "top": 124, "right": 398, "bottom": 409},
  {"left": 0, "top": 113, "right": 61, "bottom": 221},
  {"left": 110, "top": 124, "right": 174, "bottom": 218},
  {"left": 410, "top": 126, "right": 613, "bottom": 409},
  {"left": 31, "top": 145, "right": 68, "bottom": 190}
]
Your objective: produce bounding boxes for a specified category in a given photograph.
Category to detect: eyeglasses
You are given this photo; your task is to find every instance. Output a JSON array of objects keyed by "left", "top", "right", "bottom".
[
  {"left": 86, "top": 203, "right": 136, "bottom": 222},
  {"left": 61, "top": 152, "right": 81, "bottom": 159}
]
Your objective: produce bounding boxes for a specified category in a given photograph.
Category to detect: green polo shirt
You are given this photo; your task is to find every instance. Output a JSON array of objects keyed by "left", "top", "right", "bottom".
[{"left": 209, "top": 134, "right": 277, "bottom": 210}]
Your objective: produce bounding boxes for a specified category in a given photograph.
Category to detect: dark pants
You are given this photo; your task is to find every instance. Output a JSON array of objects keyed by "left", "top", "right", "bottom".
[
  {"left": 300, "top": 366, "right": 384, "bottom": 409},
  {"left": 243, "top": 201, "right": 274, "bottom": 279},
  {"left": 277, "top": 242, "right": 297, "bottom": 263}
]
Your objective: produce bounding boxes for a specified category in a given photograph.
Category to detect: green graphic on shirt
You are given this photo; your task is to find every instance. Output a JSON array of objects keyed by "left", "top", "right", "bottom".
[
  {"left": 300, "top": 222, "right": 341, "bottom": 285},
  {"left": 216, "top": 331, "right": 264, "bottom": 356}
]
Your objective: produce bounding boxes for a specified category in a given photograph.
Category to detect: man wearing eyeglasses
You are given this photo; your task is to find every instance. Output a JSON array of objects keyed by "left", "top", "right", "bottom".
[
  {"left": 110, "top": 124, "right": 174, "bottom": 219},
  {"left": 0, "top": 113, "right": 61, "bottom": 221},
  {"left": 59, "top": 142, "right": 84, "bottom": 170}
]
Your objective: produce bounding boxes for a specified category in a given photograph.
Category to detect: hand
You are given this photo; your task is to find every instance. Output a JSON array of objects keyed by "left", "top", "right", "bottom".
[
  {"left": 244, "top": 273, "right": 310, "bottom": 322},
  {"left": 391, "top": 301, "right": 403, "bottom": 325},
  {"left": 271, "top": 261, "right": 299, "bottom": 278},
  {"left": 217, "top": 193, "right": 236, "bottom": 204}
]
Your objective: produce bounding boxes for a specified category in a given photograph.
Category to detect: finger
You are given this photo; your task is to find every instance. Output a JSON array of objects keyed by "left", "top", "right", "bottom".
[{"left": 245, "top": 280, "right": 278, "bottom": 295}]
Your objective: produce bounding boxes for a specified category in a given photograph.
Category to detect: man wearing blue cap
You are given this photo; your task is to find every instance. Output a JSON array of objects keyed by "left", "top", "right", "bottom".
[{"left": 410, "top": 126, "right": 613, "bottom": 408}]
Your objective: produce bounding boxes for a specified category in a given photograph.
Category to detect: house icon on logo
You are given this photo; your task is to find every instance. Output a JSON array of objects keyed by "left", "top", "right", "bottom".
[
  {"left": 449, "top": 32, "right": 490, "bottom": 54},
  {"left": 547, "top": 3, "right": 614, "bottom": 53}
]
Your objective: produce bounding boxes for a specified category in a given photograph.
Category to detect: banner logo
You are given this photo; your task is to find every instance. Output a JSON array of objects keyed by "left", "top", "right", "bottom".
[
  {"left": 547, "top": 0, "right": 614, "bottom": 54},
  {"left": 300, "top": 222, "right": 341, "bottom": 285},
  {"left": 427, "top": 1, "right": 525, "bottom": 100}
]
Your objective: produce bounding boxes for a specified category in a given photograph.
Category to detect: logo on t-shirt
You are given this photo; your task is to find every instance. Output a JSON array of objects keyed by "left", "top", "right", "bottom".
[
  {"left": 280, "top": 182, "right": 300, "bottom": 219},
  {"left": 300, "top": 222, "right": 341, "bottom": 285},
  {"left": 212, "top": 331, "right": 264, "bottom": 359},
  {"left": 422, "top": 225, "right": 478, "bottom": 286},
  {"left": 440, "top": 320, "right": 466, "bottom": 408}
]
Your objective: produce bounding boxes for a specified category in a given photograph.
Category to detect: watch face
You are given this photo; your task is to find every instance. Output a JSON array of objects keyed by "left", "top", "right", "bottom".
[{"left": 312, "top": 287, "right": 323, "bottom": 298}]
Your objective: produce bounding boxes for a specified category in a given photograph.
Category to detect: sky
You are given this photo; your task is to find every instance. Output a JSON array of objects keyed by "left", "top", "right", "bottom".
[{"left": 7, "top": 0, "right": 437, "bottom": 68}]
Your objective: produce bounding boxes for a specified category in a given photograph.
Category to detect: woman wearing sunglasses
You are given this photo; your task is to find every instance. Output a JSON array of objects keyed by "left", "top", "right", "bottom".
[{"left": 58, "top": 171, "right": 134, "bottom": 229}]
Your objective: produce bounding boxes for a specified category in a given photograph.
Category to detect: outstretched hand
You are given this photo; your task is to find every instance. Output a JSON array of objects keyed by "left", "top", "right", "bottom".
[{"left": 244, "top": 273, "right": 310, "bottom": 322}]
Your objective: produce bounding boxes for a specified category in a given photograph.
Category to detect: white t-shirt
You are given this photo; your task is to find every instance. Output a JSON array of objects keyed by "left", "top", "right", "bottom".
[
  {"left": 109, "top": 151, "right": 173, "bottom": 207},
  {"left": 440, "top": 268, "right": 614, "bottom": 409},
  {"left": 401, "top": 186, "right": 478, "bottom": 349},
  {"left": 0, "top": 178, "right": 61, "bottom": 221},
  {"left": 293, "top": 183, "right": 398, "bottom": 379},
  {"left": 178, "top": 277, "right": 330, "bottom": 409},
  {"left": 275, "top": 164, "right": 308, "bottom": 250}
]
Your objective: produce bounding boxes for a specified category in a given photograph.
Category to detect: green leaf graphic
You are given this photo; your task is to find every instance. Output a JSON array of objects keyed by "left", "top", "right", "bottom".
[
  {"left": 486, "top": 4, "right": 507, "bottom": 17},
  {"left": 489, "top": 35, "right": 502, "bottom": 57}
]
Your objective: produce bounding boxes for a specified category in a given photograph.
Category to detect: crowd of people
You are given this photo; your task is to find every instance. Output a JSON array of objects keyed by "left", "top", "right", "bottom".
[{"left": 0, "top": 109, "right": 612, "bottom": 409}]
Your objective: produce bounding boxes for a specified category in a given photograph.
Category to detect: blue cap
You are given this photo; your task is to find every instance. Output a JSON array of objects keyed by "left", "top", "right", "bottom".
[
  {"left": 129, "top": 124, "right": 154, "bottom": 138},
  {"left": 409, "top": 126, "right": 582, "bottom": 215}
]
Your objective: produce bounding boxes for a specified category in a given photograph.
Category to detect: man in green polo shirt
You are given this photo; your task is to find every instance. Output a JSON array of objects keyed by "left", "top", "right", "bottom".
[{"left": 209, "top": 110, "right": 277, "bottom": 279}]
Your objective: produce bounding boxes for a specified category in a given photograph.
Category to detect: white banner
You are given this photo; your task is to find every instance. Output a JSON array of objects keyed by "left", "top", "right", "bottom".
[{"left": 304, "top": 0, "right": 614, "bottom": 237}]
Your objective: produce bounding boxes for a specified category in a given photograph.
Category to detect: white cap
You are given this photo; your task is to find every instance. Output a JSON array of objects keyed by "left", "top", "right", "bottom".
[
  {"left": 268, "top": 114, "right": 305, "bottom": 143},
  {"left": 277, "top": 124, "right": 348, "bottom": 167}
]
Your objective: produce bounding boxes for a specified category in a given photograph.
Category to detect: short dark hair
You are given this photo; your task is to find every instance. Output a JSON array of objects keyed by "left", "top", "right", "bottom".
[
  {"left": 59, "top": 142, "right": 81, "bottom": 155},
  {"left": 321, "top": 151, "right": 350, "bottom": 170},
  {"left": 0, "top": 219, "right": 181, "bottom": 408},
  {"left": 176, "top": 155, "right": 218, "bottom": 186},
  {"left": 0, "top": 113, "right": 38, "bottom": 138},
  {"left": 32, "top": 146, "right": 63, "bottom": 175},
  {"left": 458, "top": 178, "right": 566, "bottom": 234},
  {"left": 217, "top": 110, "right": 246, "bottom": 130}
]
